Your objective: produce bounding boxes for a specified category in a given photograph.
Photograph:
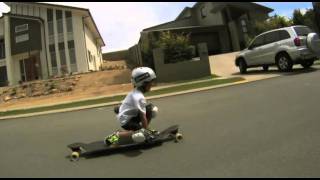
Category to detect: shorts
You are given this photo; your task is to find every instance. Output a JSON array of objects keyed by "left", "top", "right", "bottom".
[{"left": 121, "top": 103, "right": 154, "bottom": 131}]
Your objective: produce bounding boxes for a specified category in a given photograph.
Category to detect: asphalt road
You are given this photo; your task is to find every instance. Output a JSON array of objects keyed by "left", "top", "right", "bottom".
[{"left": 1, "top": 67, "right": 320, "bottom": 178}]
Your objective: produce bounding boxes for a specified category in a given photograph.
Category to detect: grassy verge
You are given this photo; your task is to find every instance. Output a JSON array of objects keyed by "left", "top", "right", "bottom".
[{"left": 0, "top": 76, "right": 244, "bottom": 117}]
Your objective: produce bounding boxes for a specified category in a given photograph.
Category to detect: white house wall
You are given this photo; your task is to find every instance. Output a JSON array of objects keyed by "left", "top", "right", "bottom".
[
  {"left": 2, "top": 2, "right": 104, "bottom": 85},
  {"left": 72, "top": 13, "right": 89, "bottom": 73},
  {"left": 84, "top": 23, "right": 102, "bottom": 71}
]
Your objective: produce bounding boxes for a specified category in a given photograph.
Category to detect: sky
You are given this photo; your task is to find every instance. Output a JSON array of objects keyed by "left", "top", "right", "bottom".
[{"left": 0, "top": 2, "right": 314, "bottom": 53}]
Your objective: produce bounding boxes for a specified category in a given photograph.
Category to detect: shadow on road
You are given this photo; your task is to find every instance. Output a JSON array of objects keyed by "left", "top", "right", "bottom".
[
  {"left": 232, "top": 67, "right": 319, "bottom": 76},
  {"left": 65, "top": 143, "right": 163, "bottom": 161}
]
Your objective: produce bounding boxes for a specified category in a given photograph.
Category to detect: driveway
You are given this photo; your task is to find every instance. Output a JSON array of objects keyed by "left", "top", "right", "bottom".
[{"left": 209, "top": 52, "right": 283, "bottom": 81}]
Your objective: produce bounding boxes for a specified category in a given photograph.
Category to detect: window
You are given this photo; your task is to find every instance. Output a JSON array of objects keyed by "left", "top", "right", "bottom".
[
  {"left": 264, "top": 31, "right": 279, "bottom": 45},
  {"left": 28, "top": 5, "right": 32, "bottom": 16},
  {"left": 65, "top": 11, "right": 73, "bottom": 33},
  {"left": 49, "top": 44, "right": 57, "bottom": 67},
  {"left": 47, "top": 9, "right": 53, "bottom": 21},
  {"left": 241, "top": 19, "right": 248, "bottom": 33},
  {"left": 59, "top": 42, "right": 66, "bottom": 66},
  {"left": 279, "top": 30, "right": 290, "bottom": 40},
  {"left": 15, "top": 24, "right": 28, "bottom": 33},
  {"left": 294, "top": 26, "right": 313, "bottom": 36},
  {"left": 47, "top": 9, "right": 54, "bottom": 36},
  {"left": 88, "top": 51, "right": 92, "bottom": 62},
  {"left": 0, "top": 39, "right": 5, "bottom": 59},
  {"left": 19, "top": 60, "right": 26, "bottom": 82},
  {"left": 56, "top": 10, "right": 62, "bottom": 20},
  {"left": 200, "top": 6, "right": 207, "bottom": 18},
  {"left": 250, "top": 35, "right": 264, "bottom": 48},
  {"left": 68, "top": 40, "right": 76, "bottom": 64},
  {"left": 56, "top": 10, "right": 63, "bottom": 34},
  {"left": 15, "top": 34, "right": 29, "bottom": 43}
]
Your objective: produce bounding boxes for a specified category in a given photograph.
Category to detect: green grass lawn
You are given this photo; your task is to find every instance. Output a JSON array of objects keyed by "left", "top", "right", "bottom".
[{"left": 0, "top": 76, "right": 244, "bottom": 117}]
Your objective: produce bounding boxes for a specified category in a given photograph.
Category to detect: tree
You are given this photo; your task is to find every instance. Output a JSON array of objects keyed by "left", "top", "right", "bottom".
[
  {"left": 154, "top": 31, "right": 193, "bottom": 64},
  {"left": 293, "top": 9, "right": 305, "bottom": 25},
  {"left": 313, "top": 2, "right": 320, "bottom": 32},
  {"left": 253, "top": 14, "right": 293, "bottom": 35},
  {"left": 292, "top": 8, "right": 318, "bottom": 32}
]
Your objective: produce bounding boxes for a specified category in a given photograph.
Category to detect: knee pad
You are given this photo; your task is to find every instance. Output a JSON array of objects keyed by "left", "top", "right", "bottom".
[
  {"left": 151, "top": 105, "right": 158, "bottom": 118},
  {"left": 131, "top": 132, "right": 146, "bottom": 143}
]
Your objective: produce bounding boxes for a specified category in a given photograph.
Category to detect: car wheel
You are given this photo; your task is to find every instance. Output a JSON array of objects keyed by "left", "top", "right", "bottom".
[
  {"left": 301, "top": 60, "right": 314, "bottom": 69},
  {"left": 238, "top": 59, "right": 247, "bottom": 74},
  {"left": 276, "top": 53, "right": 293, "bottom": 72},
  {"left": 262, "top": 65, "right": 269, "bottom": 71}
]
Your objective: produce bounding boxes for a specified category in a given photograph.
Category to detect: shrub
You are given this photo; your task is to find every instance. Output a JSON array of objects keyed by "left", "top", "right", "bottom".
[{"left": 154, "top": 31, "right": 194, "bottom": 64}]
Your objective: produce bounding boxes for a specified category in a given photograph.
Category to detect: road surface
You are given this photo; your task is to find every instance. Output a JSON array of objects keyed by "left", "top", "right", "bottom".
[{"left": 0, "top": 67, "right": 320, "bottom": 177}]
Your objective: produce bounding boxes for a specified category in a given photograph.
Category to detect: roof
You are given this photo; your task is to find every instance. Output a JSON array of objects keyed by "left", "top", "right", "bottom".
[
  {"left": 176, "top": 2, "right": 273, "bottom": 21},
  {"left": 143, "top": 24, "right": 227, "bottom": 33},
  {"left": 175, "top": 7, "right": 192, "bottom": 20},
  {"left": 145, "top": 2, "right": 273, "bottom": 32},
  {"left": 3, "top": 2, "right": 105, "bottom": 46},
  {"left": 193, "top": 2, "right": 273, "bottom": 13},
  {"left": 143, "top": 20, "right": 177, "bottom": 32}
]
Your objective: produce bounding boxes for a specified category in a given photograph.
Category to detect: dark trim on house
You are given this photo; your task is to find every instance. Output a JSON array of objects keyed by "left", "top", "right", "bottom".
[{"left": 3, "top": 13, "right": 50, "bottom": 78}]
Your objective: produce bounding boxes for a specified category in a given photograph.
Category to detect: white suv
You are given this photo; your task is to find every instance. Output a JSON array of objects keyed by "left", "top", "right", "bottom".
[{"left": 235, "top": 25, "right": 320, "bottom": 74}]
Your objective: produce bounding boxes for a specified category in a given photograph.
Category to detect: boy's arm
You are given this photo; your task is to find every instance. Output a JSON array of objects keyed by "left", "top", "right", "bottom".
[{"left": 139, "top": 111, "right": 148, "bottom": 129}]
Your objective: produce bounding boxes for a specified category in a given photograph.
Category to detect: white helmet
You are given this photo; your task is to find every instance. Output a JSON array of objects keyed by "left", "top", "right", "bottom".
[{"left": 131, "top": 67, "right": 156, "bottom": 88}]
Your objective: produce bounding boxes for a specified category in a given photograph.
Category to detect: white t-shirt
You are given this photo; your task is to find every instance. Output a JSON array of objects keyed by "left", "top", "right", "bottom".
[{"left": 117, "top": 88, "right": 147, "bottom": 126}]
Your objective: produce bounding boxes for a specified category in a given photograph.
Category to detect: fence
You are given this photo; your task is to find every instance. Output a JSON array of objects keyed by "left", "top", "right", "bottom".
[
  {"left": 153, "top": 43, "right": 211, "bottom": 83},
  {"left": 127, "top": 44, "right": 143, "bottom": 69}
]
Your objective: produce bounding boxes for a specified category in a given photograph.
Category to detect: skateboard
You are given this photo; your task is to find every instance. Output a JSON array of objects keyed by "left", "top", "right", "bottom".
[{"left": 67, "top": 125, "right": 183, "bottom": 161}]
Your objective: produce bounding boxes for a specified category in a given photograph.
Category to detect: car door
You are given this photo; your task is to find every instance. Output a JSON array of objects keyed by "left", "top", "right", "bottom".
[
  {"left": 259, "top": 31, "right": 280, "bottom": 64},
  {"left": 246, "top": 34, "right": 265, "bottom": 66}
]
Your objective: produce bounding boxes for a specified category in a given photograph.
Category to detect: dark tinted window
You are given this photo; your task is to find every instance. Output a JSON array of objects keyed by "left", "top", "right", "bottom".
[
  {"left": 279, "top": 30, "right": 290, "bottom": 40},
  {"left": 68, "top": 40, "right": 74, "bottom": 49},
  {"left": 49, "top": 44, "right": 55, "bottom": 52},
  {"left": 251, "top": 35, "right": 264, "bottom": 48},
  {"left": 58, "top": 42, "right": 65, "bottom": 50},
  {"left": 56, "top": 10, "right": 62, "bottom": 20},
  {"left": 294, "top": 26, "right": 313, "bottom": 36},
  {"left": 47, "top": 9, "right": 53, "bottom": 22},
  {"left": 0, "top": 39, "right": 5, "bottom": 59},
  {"left": 264, "top": 31, "right": 279, "bottom": 44},
  {"left": 65, "top": 11, "right": 72, "bottom": 18}
]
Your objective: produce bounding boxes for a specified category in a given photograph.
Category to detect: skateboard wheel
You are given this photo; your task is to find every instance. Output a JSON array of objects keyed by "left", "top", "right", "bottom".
[
  {"left": 71, "top": 152, "right": 80, "bottom": 161},
  {"left": 175, "top": 133, "right": 183, "bottom": 142}
]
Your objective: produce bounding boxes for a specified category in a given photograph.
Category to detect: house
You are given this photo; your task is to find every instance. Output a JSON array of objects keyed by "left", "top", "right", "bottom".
[
  {"left": 129, "top": 2, "right": 273, "bottom": 68},
  {"left": 0, "top": 2, "right": 105, "bottom": 86}
]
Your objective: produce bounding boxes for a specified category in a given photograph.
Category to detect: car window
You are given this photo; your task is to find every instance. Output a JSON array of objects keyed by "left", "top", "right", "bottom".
[
  {"left": 250, "top": 35, "right": 264, "bottom": 48},
  {"left": 294, "top": 26, "right": 313, "bottom": 36},
  {"left": 279, "top": 30, "right": 290, "bottom": 40},
  {"left": 264, "top": 31, "right": 279, "bottom": 44}
]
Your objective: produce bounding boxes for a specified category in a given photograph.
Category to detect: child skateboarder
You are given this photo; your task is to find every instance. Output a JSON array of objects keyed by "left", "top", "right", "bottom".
[{"left": 104, "top": 67, "right": 158, "bottom": 146}]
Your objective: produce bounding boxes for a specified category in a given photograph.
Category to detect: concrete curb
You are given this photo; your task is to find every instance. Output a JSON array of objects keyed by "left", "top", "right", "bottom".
[{"left": 0, "top": 76, "right": 276, "bottom": 120}]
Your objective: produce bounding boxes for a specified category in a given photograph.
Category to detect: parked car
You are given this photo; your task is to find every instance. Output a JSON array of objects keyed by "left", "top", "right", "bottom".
[{"left": 235, "top": 25, "right": 320, "bottom": 74}]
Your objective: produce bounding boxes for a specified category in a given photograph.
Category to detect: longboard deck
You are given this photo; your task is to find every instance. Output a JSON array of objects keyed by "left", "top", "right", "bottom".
[{"left": 68, "top": 125, "right": 179, "bottom": 157}]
